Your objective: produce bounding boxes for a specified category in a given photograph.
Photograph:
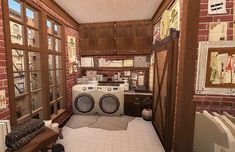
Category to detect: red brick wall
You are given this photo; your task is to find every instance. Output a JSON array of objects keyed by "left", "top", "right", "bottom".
[
  {"left": 0, "top": 0, "right": 10, "bottom": 119},
  {"left": 0, "top": 0, "right": 80, "bottom": 120},
  {"left": 194, "top": 0, "right": 235, "bottom": 115}
]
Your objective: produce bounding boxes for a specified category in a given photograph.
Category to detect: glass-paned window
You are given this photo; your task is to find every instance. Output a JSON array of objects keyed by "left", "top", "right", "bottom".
[
  {"left": 8, "top": 0, "right": 22, "bottom": 21},
  {"left": 10, "top": 21, "right": 23, "bottom": 45}
]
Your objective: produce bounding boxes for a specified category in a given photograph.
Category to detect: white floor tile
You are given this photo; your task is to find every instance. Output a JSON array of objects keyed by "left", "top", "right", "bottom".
[{"left": 56, "top": 117, "right": 165, "bottom": 152}]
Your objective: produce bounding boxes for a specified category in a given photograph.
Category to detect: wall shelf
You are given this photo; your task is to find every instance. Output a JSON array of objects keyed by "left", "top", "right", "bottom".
[{"left": 80, "top": 67, "right": 150, "bottom": 71}]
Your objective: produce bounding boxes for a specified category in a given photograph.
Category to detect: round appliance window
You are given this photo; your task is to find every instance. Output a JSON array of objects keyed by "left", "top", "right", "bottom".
[
  {"left": 74, "top": 93, "right": 95, "bottom": 113},
  {"left": 99, "top": 94, "right": 120, "bottom": 114}
]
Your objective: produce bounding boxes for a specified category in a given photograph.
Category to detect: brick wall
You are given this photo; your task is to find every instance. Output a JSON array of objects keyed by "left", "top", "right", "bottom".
[
  {"left": 194, "top": 0, "right": 235, "bottom": 115},
  {"left": 0, "top": 0, "right": 80, "bottom": 120},
  {"left": 0, "top": 0, "right": 10, "bottom": 119}
]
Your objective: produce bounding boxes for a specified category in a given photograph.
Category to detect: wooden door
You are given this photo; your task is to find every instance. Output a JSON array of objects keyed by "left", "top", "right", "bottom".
[{"left": 153, "top": 38, "right": 178, "bottom": 151}]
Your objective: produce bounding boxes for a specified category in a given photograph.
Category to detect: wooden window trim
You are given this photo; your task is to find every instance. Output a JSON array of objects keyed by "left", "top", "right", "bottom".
[{"left": 2, "top": 0, "right": 66, "bottom": 125}]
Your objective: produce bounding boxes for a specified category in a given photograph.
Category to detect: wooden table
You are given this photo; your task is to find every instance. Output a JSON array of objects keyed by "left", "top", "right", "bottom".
[{"left": 13, "top": 127, "right": 59, "bottom": 152}]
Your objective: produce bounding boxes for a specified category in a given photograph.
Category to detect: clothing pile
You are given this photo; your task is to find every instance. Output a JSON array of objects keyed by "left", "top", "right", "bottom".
[{"left": 5, "top": 119, "right": 45, "bottom": 151}]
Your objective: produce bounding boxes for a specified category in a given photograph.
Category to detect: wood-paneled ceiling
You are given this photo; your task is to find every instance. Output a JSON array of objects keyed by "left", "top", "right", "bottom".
[{"left": 54, "top": 0, "right": 162, "bottom": 23}]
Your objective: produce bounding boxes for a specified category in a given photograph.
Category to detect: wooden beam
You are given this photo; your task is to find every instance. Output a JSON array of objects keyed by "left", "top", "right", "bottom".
[
  {"left": 39, "top": 0, "right": 79, "bottom": 29},
  {"left": 173, "top": 0, "right": 200, "bottom": 151},
  {"left": 152, "top": 0, "right": 175, "bottom": 24}
]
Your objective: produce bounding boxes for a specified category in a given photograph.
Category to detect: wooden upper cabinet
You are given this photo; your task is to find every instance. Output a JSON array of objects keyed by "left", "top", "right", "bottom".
[
  {"left": 133, "top": 21, "right": 152, "bottom": 54},
  {"left": 80, "top": 25, "right": 98, "bottom": 56},
  {"left": 97, "top": 23, "right": 115, "bottom": 55},
  {"left": 116, "top": 22, "right": 134, "bottom": 55},
  {"left": 80, "top": 20, "right": 152, "bottom": 56}
]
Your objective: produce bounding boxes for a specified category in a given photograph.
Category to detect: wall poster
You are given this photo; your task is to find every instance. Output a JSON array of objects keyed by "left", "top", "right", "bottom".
[
  {"left": 208, "top": 0, "right": 227, "bottom": 15},
  {"left": 208, "top": 22, "right": 227, "bottom": 41},
  {"left": 196, "top": 41, "right": 235, "bottom": 95},
  {"left": 67, "top": 36, "right": 76, "bottom": 63},
  {"left": 0, "top": 90, "right": 7, "bottom": 110},
  {"left": 67, "top": 36, "right": 77, "bottom": 74}
]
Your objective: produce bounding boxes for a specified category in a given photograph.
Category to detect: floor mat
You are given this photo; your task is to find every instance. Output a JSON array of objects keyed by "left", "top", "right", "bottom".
[
  {"left": 66, "top": 115, "right": 98, "bottom": 129},
  {"left": 66, "top": 115, "right": 134, "bottom": 130}
]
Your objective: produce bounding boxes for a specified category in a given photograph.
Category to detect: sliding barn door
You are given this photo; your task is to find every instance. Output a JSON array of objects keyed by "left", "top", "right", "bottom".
[{"left": 153, "top": 39, "right": 178, "bottom": 151}]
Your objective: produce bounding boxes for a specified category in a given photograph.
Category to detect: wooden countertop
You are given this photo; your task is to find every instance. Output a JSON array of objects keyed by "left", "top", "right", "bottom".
[{"left": 124, "top": 91, "right": 153, "bottom": 96}]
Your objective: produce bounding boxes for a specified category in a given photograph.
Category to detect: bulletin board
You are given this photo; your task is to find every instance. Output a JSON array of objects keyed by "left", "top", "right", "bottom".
[
  {"left": 195, "top": 41, "right": 235, "bottom": 95},
  {"left": 205, "top": 48, "right": 235, "bottom": 88}
]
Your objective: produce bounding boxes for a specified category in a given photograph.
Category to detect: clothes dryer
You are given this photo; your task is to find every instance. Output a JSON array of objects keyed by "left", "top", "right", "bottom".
[
  {"left": 72, "top": 84, "right": 97, "bottom": 115},
  {"left": 95, "top": 86, "right": 124, "bottom": 116}
]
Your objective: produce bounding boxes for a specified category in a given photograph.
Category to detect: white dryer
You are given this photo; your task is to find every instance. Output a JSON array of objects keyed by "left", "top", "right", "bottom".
[
  {"left": 96, "top": 86, "right": 124, "bottom": 116},
  {"left": 72, "top": 84, "right": 97, "bottom": 115}
]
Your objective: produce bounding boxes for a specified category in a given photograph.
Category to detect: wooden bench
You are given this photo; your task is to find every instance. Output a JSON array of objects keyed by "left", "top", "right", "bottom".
[{"left": 10, "top": 127, "right": 60, "bottom": 152}]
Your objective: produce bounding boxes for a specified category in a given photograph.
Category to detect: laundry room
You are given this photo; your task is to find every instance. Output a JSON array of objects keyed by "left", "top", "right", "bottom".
[{"left": 0, "top": 0, "right": 235, "bottom": 152}]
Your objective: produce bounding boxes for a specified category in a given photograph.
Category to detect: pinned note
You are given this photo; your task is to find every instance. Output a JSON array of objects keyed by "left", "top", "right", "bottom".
[
  {"left": 0, "top": 90, "right": 6, "bottom": 110},
  {"left": 208, "top": 0, "right": 227, "bottom": 15}
]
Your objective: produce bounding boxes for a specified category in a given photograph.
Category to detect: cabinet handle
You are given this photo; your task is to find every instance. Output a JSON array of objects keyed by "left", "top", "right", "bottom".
[
  {"left": 134, "top": 102, "right": 140, "bottom": 105},
  {"left": 135, "top": 97, "right": 139, "bottom": 100}
]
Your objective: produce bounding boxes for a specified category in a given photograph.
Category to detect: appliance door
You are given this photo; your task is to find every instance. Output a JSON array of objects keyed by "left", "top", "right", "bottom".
[
  {"left": 99, "top": 94, "right": 120, "bottom": 114},
  {"left": 74, "top": 93, "right": 95, "bottom": 113}
]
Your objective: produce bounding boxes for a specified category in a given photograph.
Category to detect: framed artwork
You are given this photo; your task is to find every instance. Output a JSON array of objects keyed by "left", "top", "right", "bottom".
[
  {"left": 205, "top": 48, "right": 235, "bottom": 87},
  {"left": 196, "top": 41, "right": 235, "bottom": 95},
  {"left": 67, "top": 36, "right": 76, "bottom": 63}
]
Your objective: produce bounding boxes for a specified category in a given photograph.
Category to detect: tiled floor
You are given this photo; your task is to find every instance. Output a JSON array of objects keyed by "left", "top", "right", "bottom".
[{"left": 57, "top": 117, "right": 165, "bottom": 152}]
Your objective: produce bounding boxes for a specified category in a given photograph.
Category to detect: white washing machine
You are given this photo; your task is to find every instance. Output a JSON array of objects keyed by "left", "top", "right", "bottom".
[
  {"left": 95, "top": 86, "right": 124, "bottom": 116},
  {"left": 72, "top": 84, "right": 98, "bottom": 115}
]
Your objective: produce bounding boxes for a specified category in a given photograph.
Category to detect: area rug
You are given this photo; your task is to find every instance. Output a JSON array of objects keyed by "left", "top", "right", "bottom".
[{"left": 66, "top": 115, "right": 134, "bottom": 130}]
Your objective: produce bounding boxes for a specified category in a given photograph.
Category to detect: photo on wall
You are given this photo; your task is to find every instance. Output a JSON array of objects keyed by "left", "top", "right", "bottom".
[{"left": 206, "top": 48, "right": 235, "bottom": 87}]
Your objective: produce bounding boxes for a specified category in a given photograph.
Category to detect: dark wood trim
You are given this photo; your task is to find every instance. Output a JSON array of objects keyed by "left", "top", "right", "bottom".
[
  {"left": 165, "top": 38, "right": 178, "bottom": 152},
  {"left": 2, "top": 0, "right": 17, "bottom": 125},
  {"left": 39, "top": 0, "right": 79, "bottom": 30},
  {"left": 173, "top": 0, "right": 200, "bottom": 151},
  {"left": 152, "top": 30, "right": 179, "bottom": 152},
  {"left": 152, "top": 0, "right": 175, "bottom": 24},
  {"left": 152, "top": 29, "right": 179, "bottom": 49},
  {"left": 41, "top": 11, "right": 51, "bottom": 120}
]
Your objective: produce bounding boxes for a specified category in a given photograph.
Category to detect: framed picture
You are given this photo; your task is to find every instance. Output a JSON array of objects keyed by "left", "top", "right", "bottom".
[
  {"left": 196, "top": 41, "right": 235, "bottom": 95},
  {"left": 205, "top": 48, "right": 235, "bottom": 87}
]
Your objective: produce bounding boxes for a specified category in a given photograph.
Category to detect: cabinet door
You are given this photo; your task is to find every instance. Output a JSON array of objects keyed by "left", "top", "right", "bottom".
[
  {"left": 116, "top": 22, "right": 134, "bottom": 55},
  {"left": 133, "top": 21, "right": 152, "bottom": 54},
  {"left": 97, "top": 23, "right": 115, "bottom": 55},
  {"left": 80, "top": 25, "right": 98, "bottom": 55},
  {"left": 124, "top": 94, "right": 152, "bottom": 117}
]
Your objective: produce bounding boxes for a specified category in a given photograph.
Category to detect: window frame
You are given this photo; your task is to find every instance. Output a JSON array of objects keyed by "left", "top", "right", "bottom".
[{"left": 3, "top": 0, "right": 67, "bottom": 126}]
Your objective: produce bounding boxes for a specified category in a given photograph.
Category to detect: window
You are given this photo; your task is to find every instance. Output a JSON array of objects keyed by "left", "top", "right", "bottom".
[
  {"left": 5, "top": 0, "right": 66, "bottom": 125},
  {"left": 6, "top": 0, "right": 43, "bottom": 123},
  {"left": 47, "top": 18, "right": 65, "bottom": 120}
]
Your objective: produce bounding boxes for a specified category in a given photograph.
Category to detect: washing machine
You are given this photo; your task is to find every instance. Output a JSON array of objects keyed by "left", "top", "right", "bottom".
[
  {"left": 96, "top": 86, "right": 124, "bottom": 116},
  {"left": 72, "top": 84, "right": 98, "bottom": 115}
]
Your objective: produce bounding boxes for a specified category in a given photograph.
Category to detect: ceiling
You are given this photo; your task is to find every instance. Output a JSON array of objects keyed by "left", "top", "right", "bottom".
[{"left": 54, "top": 0, "right": 162, "bottom": 23}]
